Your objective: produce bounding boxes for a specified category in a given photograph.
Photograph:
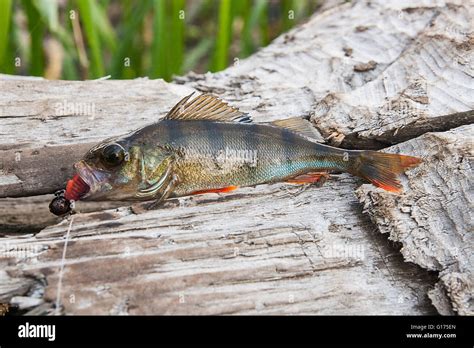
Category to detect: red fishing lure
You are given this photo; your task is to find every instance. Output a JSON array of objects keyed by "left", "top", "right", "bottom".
[
  {"left": 64, "top": 174, "right": 89, "bottom": 201},
  {"left": 49, "top": 174, "right": 90, "bottom": 216}
]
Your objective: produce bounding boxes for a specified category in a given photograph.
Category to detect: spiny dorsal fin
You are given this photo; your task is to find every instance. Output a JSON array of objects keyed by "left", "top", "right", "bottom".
[
  {"left": 164, "top": 93, "right": 251, "bottom": 123},
  {"left": 270, "top": 118, "right": 324, "bottom": 142}
]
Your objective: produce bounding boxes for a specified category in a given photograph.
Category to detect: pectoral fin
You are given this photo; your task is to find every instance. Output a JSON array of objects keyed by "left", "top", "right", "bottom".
[
  {"left": 146, "top": 174, "right": 179, "bottom": 210},
  {"left": 136, "top": 165, "right": 173, "bottom": 198}
]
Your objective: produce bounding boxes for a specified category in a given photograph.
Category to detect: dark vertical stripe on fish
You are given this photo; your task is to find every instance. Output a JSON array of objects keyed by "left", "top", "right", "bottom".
[
  {"left": 281, "top": 127, "right": 297, "bottom": 165},
  {"left": 208, "top": 121, "right": 225, "bottom": 163},
  {"left": 243, "top": 124, "right": 259, "bottom": 157},
  {"left": 167, "top": 119, "right": 186, "bottom": 150}
]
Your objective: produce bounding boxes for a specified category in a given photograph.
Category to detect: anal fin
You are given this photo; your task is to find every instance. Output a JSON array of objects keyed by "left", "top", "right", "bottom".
[{"left": 287, "top": 172, "right": 329, "bottom": 186}]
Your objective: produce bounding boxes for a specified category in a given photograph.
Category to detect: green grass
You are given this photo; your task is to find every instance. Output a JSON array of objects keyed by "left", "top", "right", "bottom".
[
  {"left": 170, "top": 0, "right": 185, "bottom": 75},
  {"left": 76, "top": 0, "right": 105, "bottom": 78},
  {"left": 241, "top": 0, "right": 268, "bottom": 57},
  {"left": 212, "top": 0, "right": 232, "bottom": 72},
  {"left": 0, "top": 0, "right": 13, "bottom": 71},
  {"left": 2, "top": 0, "right": 318, "bottom": 80},
  {"left": 21, "top": 0, "right": 45, "bottom": 76},
  {"left": 151, "top": 0, "right": 168, "bottom": 79}
]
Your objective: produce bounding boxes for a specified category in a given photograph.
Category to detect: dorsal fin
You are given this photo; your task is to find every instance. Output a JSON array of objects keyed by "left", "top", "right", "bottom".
[
  {"left": 269, "top": 118, "right": 324, "bottom": 142},
  {"left": 164, "top": 93, "right": 251, "bottom": 123}
]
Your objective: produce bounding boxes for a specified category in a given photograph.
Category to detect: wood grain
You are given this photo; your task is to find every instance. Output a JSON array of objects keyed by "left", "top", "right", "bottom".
[
  {"left": 0, "top": 0, "right": 472, "bottom": 315},
  {"left": 2, "top": 178, "right": 437, "bottom": 314},
  {"left": 357, "top": 125, "right": 473, "bottom": 315}
]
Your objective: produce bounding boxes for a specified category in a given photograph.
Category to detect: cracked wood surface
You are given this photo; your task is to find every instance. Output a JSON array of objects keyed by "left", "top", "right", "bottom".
[
  {"left": 357, "top": 125, "right": 473, "bottom": 315},
  {"left": 1, "top": 178, "right": 437, "bottom": 314},
  {"left": 1, "top": 0, "right": 472, "bottom": 198},
  {"left": 177, "top": 0, "right": 473, "bottom": 149},
  {"left": 0, "top": 0, "right": 472, "bottom": 315}
]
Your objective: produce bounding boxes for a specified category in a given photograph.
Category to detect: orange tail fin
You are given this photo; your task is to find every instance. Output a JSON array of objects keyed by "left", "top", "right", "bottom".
[{"left": 351, "top": 151, "right": 422, "bottom": 193}]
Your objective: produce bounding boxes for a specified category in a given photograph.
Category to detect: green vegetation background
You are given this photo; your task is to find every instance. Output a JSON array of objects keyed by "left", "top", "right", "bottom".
[{"left": 0, "top": 0, "right": 317, "bottom": 81}]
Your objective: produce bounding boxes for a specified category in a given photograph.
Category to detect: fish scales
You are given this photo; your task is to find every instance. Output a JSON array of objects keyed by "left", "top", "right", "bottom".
[
  {"left": 49, "top": 93, "right": 421, "bottom": 216},
  {"left": 125, "top": 120, "right": 345, "bottom": 196}
]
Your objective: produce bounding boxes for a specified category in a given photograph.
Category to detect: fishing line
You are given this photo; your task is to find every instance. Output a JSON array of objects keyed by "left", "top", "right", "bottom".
[{"left": 55, "top": 215, "right": 74, "bottom": 315}]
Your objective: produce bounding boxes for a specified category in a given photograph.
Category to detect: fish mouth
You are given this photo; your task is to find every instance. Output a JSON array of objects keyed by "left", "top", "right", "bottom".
[{"left": 73, "top": 161, "right": 111, "bottom": 199}]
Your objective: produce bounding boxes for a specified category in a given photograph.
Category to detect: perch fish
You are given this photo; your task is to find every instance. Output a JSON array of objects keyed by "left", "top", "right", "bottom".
[{"left": 49, "top": 93, "right": 421, "bottom": 215}]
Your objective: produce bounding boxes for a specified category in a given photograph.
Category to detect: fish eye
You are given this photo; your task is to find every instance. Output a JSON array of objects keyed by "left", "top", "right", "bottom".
[{"left": 101, "top": 143, "right": 125, "bottom": 167}]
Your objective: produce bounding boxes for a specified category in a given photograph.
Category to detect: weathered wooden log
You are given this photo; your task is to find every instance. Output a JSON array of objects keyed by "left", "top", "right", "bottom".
[
  {"left": 0, "top": 0, "right": 472, "bottom": 315},
  {"left": 2, "top": 0, "right": 472, "bottom": 198},
  {"left": 0, "top": 194, "right": 126, "bottom": 234},
  {"left": 357, "top": 124, "right": 473, "bottom": 315},
  {"left": 1, "top": 178, "right": 438, "bottom": 314},
  {"left": 0, "top": 81, "right": 193, "bottom": 197}
]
